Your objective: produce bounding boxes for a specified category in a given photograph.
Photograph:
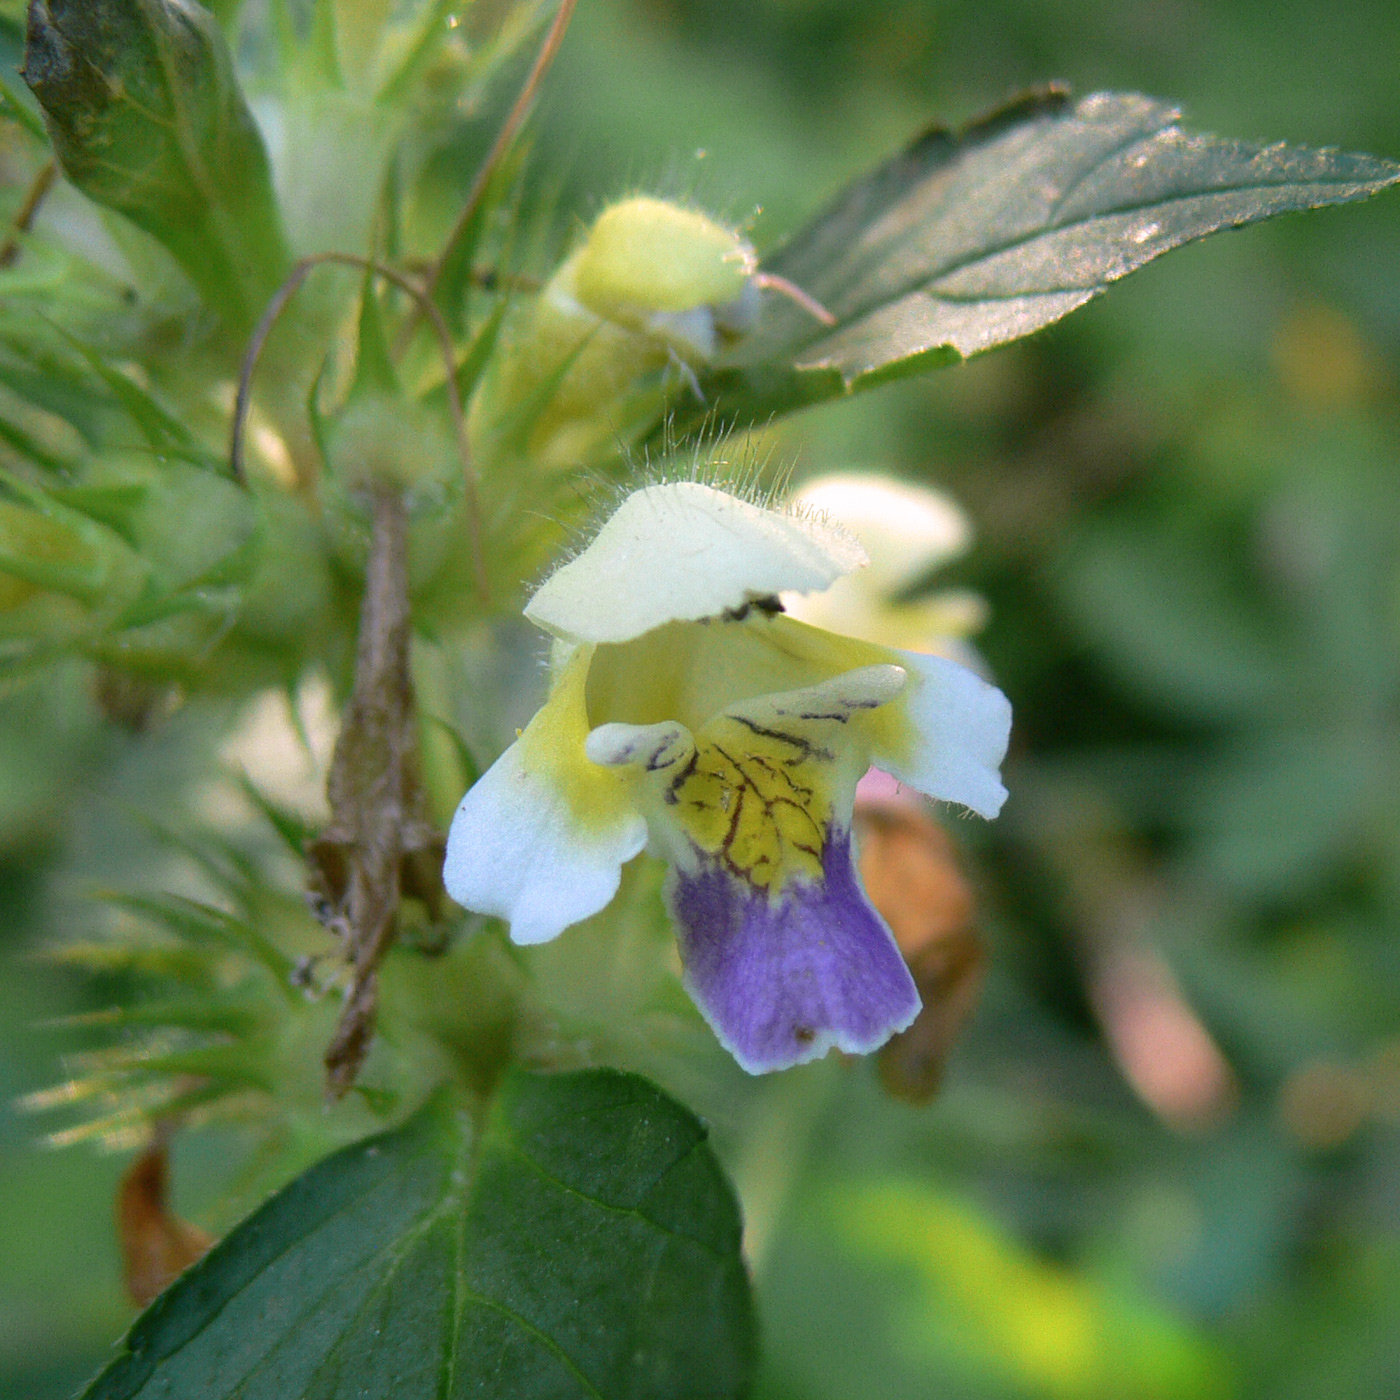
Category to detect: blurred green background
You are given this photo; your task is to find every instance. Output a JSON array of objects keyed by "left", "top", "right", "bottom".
[{"left": 4, "top": 0, "right": 1400, "bottom": 1396}]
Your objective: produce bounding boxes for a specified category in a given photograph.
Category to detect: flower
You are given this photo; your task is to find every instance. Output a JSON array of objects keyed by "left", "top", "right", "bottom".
[
  {"left": 784, "top": 474, "right": 996, "bottom": 1099},
  {"left": 443, "top": 481, "right": 1011, "bottom": 1072},
  {"left": 782, "top": 472, "right": 989, "bottom": 657}
]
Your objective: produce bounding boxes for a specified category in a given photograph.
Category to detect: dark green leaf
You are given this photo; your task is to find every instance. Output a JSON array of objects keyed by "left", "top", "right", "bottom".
[
  {"left": 700, "top": 88, "right": 1400, "bottom": 423},
  {"left": 81, "top": 1070, "right": 756, "bottom": 1400},
  {"left": 24, "top": 0, "right": 291, "bottom": 330}
]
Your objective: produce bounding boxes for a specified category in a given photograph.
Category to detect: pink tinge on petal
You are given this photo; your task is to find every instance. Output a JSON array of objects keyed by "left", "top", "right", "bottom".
[{"left": 855, "top": 766, "right": 916, "bottom": 811}]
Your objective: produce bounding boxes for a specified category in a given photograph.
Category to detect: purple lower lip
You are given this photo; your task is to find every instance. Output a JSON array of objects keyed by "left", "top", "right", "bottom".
[{"left": 668, "top": 825, "right": 920, "bottom": 1073}]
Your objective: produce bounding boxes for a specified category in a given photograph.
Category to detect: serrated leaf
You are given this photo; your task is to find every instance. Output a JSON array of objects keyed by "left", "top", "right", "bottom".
[
  {"left": 82, "top": 1070, "right": 756, "bottom": 1400},
  {"left": 699, "top": 88, "right": 1400, "bottom": 424}
]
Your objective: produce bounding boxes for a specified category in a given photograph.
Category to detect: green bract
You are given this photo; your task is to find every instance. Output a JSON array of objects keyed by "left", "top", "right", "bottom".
[{"left": 24, "top": 0, "right": 291, "bottom": 330}]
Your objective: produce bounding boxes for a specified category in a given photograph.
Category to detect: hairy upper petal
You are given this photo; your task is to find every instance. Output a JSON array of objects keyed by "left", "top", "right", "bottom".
[
  {"left": 788, "top": 473, "right": 972, "bottom": 597},
  {"left": 525, "top": 481, "right": 867, "bottom": 644}
]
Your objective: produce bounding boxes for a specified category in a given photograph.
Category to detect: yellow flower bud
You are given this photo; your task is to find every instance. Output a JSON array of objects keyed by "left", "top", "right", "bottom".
[
  {"left": 571, "top": 197, "right": 755, "bottom": 323},
  {"left": 469, "top": 196, "right": 760, "bottom": 469}
]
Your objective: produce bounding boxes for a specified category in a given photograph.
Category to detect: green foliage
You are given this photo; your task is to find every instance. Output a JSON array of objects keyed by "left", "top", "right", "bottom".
[
  {"left": 2, "top": 0, "right": 1400, "bottom": 1397},
  {"left": 81, "top": 1071, "right": 755, "bottom": 1400},
  {"left": 691, "top": 90, "right": 1400, "bottom": 430},
  {"left": 24, "top": 0, "right": 290, "bottom": 329}
]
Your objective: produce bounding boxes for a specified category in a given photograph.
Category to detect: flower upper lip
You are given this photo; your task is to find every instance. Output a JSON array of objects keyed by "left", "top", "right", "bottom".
[{"left": 523, "top": 481, "right": 868, "bottom": 644}]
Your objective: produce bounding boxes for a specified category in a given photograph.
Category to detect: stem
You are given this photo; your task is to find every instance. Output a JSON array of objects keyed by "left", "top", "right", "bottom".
[
  {"left": 230, "top": 251, "right": 488, "bottom": 601},
  {"left": 311, "top": 486, "right": 441, "bottom": 1100},
  {"left": 416, "top": 0, "right": 579, "bottom": 312},
  {"left": 0, "top": 159, "right": 56, "bottom": 268}
]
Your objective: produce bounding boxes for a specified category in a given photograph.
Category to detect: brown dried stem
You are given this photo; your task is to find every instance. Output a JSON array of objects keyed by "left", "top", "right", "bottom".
[{"left": 308, "top": 486, "right": 445, "bottom": 1099}]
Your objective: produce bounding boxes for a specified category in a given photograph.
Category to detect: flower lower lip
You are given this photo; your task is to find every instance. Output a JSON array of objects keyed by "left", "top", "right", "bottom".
[{"left": 669, "top": 824, "right": 920, "bottom": 1075}]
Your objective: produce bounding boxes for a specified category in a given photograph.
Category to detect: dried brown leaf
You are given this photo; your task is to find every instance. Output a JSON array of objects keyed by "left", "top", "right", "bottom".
[
  {"left": 857, "top": 800, "right": 985, "bottom": 1104},
  {"left": 117, "top": 1141, "right": 213, "bottom": 1307},
  {"left": 306, "top": 487, "right": 444, "bottom": 1099}
]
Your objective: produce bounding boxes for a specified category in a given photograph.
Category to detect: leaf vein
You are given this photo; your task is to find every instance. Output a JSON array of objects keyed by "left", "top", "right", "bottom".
[
  {"left": 458, "top": 1291, "right": 608, "bottom": 1400},
  {"left": 504, "top": 1139, "right": 727, "bottom": 1261}
]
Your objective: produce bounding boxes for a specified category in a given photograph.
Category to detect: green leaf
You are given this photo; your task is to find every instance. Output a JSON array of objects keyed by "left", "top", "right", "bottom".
[
  {"left": 81, "top": 1070, "right": 756, "bottom": 1400},
  {"left": 24, "top": 0, "right": 291, "bottom": 330},
  {"left": 701, "top": 88, "right": 1400, "bottom": 423}
]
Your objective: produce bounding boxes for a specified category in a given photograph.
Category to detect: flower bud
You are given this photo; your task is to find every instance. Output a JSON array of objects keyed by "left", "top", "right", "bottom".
[
  {"left": 469, "top": 196, "right": 760, "bottom": 467},
  {"left": 571, "top": 197, "right": 757, "bottom": 347},
  {"left": 24, "top": 0, "right": 290, "bottom": 329}
]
